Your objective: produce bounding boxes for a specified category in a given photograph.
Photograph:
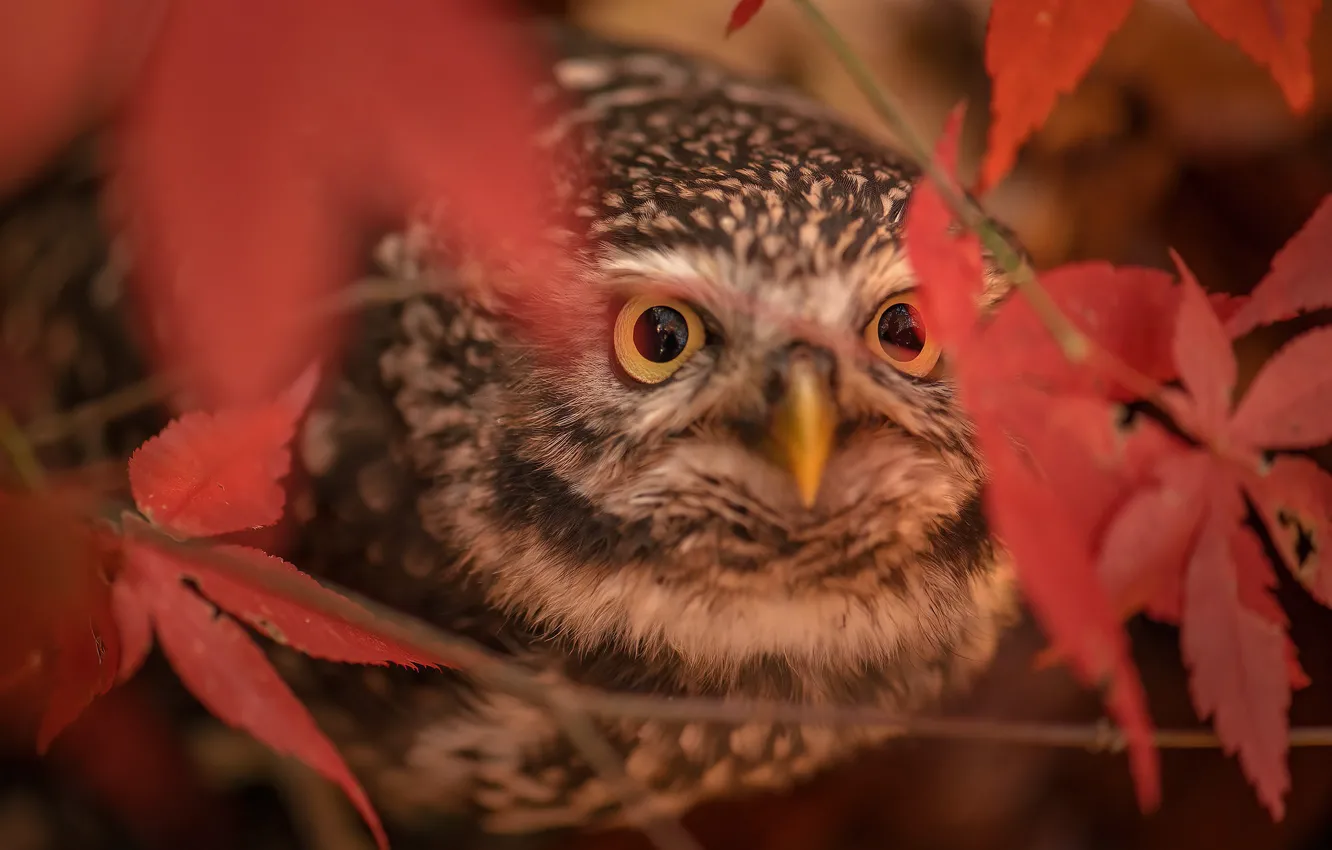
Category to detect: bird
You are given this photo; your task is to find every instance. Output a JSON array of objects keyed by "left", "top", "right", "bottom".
[{"left": 1, "top": 19, "right": 1018, "bottom": 841}]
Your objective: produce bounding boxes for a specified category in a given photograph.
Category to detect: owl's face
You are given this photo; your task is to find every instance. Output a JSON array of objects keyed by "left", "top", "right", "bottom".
[
  {"left": 467, "top": 172, "right": 1009, "bottom": 688},
  {"left": 515, "top": 235, "right": 977, "bottom": 541},
  {"left": 385, "top": 34, "right": 1022, "bottom": 699}
]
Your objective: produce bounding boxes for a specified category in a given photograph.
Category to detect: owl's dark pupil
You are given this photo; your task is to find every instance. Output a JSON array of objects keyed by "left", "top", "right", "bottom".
[
  {"left": 632, "top": 306, "right": 690, "bottom": 362},
  {"left": 878, "top": 302, "right": 925, "bottom": 358}
]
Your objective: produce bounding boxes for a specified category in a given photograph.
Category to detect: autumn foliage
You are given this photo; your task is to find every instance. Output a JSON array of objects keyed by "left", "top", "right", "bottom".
[
  {"left": 7, "top": 366, "right": 439, "bottom": 848},
  {"left": 1, "top": 0, "right": 1330, "bottom": 845},
  {"left": 111, "top": 367, "right": 442, "bottom": 849},
  {"left": 979, "top": 0, "right": 1324, "bottom": 189},
  {"left": 907, "top": 115, "right": 1332, "bottom": 816}
]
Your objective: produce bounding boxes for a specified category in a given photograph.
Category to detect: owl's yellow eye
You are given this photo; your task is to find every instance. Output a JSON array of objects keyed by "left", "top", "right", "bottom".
[
  {"left": 613, "top": 296, "right": 706, "bottom": 384},
  {"left": 864, "top": 293, "right": 941, "bottom": 379}
]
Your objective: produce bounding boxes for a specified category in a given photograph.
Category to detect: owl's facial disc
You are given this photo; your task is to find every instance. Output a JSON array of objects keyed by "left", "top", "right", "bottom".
[{"left": 605, "top": 277, "right": 951, "bottom": 512}]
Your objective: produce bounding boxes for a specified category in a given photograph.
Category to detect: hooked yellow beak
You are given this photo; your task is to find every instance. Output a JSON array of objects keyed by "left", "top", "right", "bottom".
[{"left": 769, "top": 356, "right": 837, "bottom": 508}]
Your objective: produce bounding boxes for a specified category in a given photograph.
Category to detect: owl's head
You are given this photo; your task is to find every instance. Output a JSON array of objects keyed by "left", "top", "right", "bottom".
[{"left": 416, "top": 48, "right": 1016, "bottom": 697}]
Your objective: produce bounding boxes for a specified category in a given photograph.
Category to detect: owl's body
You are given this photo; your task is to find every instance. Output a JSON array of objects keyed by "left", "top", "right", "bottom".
[{"left": 2, "top": 22, "right": 1015, "bottom": 837}]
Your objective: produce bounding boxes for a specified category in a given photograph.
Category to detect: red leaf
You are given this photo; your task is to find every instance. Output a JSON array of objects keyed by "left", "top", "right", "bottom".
[
  {"left": 981, "top": 263, "right": 1181, "bottom": 398},
  {"left": 905, "top": 110, "right": 985, "bottom": 352},
  {"left": 0, "top": 493, "right": 119, "bottom": 749},
  {"left": 726, "top": 0, "right": 766, "bottom": 35},
  {"left": 128, "top": 367, "right": 318, "bottom": 537},
  {"left": 1248, "top": 454, "right": 1332, "bottom": 604},
  {"left": 111, "top": 0, "right": 568, "bottom": 408},
  {"left": 0, "top": 0, "right": 160, "bottom": 194},
  {"left": 1186, "top": 0, "right": 1319, "bottom": 114},
  {"left": 1233, "top": 521, "right": 1291, "bottom": 630},
  {"left": 1287, "top": 646, "right": 1313, "bottom": 691},
  {"left": 1181, "top": 485, "right": 1292, "bottom": 820},
  {"left": 908, "top": 113, "right": 1158, "bottom": 806},
  {"left": 1009, "top": 395, "right": 1182, "bottom": 538},
  {"left": 37, "top": 594, "right": 121, "bottom": 752},
  {"left": 110, "top": 565, "right": 153, "bottom": 683},
  {"left": 187, "top": 544, "right": 436, "bottom": 667},
  {"left": 1210, "top": 291, "right": 1251, "bottom": 325},
  {"left": 977, "top": 417, "right": 1161, "bottom": 809},
  {"left": 981, "top": 0, "right": 1136, "bottom": 189},
  {"left": 1171, "top": 252, "right": 1237, "bottom": 437},
  {"left": 1099, "top": 453, "right": 1211, "bottom": 622},
  {"left": 1229, "top": 326, "right": 1332, "bottom": 450},
  {"left": 1227, "top": 196, "right": 1332, "bottom": 337},
  {"left": 128, "top": 541, "right": 388, "bottom": 849}
]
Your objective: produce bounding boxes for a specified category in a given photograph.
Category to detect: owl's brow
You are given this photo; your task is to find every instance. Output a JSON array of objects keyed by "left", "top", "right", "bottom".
[{"left": 599, "top": 272, "right": 713, "bottom": 306}]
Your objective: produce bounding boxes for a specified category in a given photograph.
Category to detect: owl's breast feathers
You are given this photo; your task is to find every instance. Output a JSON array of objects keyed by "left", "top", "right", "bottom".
[{"left": 1, "top": 22, "right": 1018, "bottom": 835}]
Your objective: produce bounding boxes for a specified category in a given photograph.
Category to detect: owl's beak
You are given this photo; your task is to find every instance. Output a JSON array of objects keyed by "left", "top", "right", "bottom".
[{"left": 770, "top": 354, "right": 837, "bottom": 508}]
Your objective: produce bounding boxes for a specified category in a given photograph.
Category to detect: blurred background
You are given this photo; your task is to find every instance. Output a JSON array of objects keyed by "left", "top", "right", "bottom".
[{"left": 3, "top": 1, "right": 1332, "bottom": 848}]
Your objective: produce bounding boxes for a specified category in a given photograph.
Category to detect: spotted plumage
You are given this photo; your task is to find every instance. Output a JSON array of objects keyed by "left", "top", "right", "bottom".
[{"left": 2, "top": 21, "right": 1018, "bottom": 839}]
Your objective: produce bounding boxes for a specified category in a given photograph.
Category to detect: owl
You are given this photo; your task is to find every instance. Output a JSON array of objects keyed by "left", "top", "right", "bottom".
[{"left": 2, "top": 19, "right": 1018, "bottom": 842}]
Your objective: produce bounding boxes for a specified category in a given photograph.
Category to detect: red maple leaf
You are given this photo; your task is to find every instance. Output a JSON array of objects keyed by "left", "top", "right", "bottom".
[
  {"left": 1227, "top": 196, "right": 1332, "bottom": 337},
  {"left": 110, "top": 0, "right": 571, "bottom": 409},
  {"left": 905, "top": 113, "right": 1162, "bottom": 809},
  {"left": 128, "top": 367, "right": 318, "bottom": 537},
  {"left": 981, "top": 262, "right": 1181, "bottom": 399},
  {"left": 1230, "top": 326, "right": 1332, "bottom": 449},
  {"left": 0, "top": 0, "right": 160, "bottom": 194},
  {"left": 1095, "top": 256, "right": 1331, "bottom": 818},
  {"left": 973, "top": 409, "right": 1162, "bottom": 807},
  {"left": 979, "top": 0, "right": 1321, "bottom": 188},
  {"left": 1249, "top": 454, "right": 1332, "bottom": 604},
  {"left": 981, "top": 0, "right": 1136, "bottom": 190},
  {"left": 1097, "top": 452, "right": 1207, "bottom": 622},
  {"left": 0, "top": 493, "right": 120, "bottom": 750},
  {"left": 1180, "top": 484, "right": 1294, "bottom": 818},
  {"left": 1185, "top": 0, "right": 1321, "bottom": 113},
  {"left": 114, "top": 535, "right": 411, "bottom": 849},
  {"left": 909, "top": 104, "right": 1332, "bottom": 817},
  {"left": 42, "top": 370, "right": 442, "bottom": 849}
]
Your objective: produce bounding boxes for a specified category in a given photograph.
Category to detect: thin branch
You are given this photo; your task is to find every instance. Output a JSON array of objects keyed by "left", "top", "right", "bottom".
[
  {"left": 0, "top": 408, "right": 47, "bottom": 488},
  {"left": 23, "top": 376, "right": 170, "bottom": 448},
  {"left": 116, "top": 518, "right": 1332, "bottom": 755},
  {"left": 117, "top": 518, "right": 703, "bottom": 850},
  {"left": 576, "top": 690, "right": 1332, "bottom": 750},
  {"left": 308, "top": 276, "right": 439, "bottom": 319},
  {"left": 544, "top": 692, "right": 705, "bottom": 850},
  {"left": 21, "top": 275, "right": 438, "bottom": 450}
]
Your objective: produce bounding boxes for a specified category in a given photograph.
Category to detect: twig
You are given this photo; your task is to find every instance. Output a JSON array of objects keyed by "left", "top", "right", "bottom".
[
  {"left": 117, "top": 519, "right": 703, "bottom": 850},
  {"left": 117, "top": 518, "right": 1332, "bottom": 756},
  {"left": 544, "top": 691, "right": 706, "bottom": 850},
  {"left": 575, "top": 690, "right": 1332, "bottom": 750},
  {"left": 23, "top": 376, "right": 169, "bottom": 448},
  {"left": 21, "top": 276, "right": 438, "bottom": 450},
  {"left": 308, "top": 276, "right": 439, "bottom": 319},
  {"left": 0, "top": 408, "right": 47, "bottom": 488}
]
